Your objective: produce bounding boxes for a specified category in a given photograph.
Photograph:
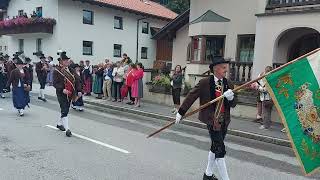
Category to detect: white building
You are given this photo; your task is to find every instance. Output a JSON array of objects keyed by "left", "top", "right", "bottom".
[
  {"left": 153, "top": 0, "right": 320, "bottom": 84},
  {"left": 0, "top": 0, "right": 176, "bottom": 68},
  {"left": 0, "top": 9, "right": 8, "bottom": 55}
]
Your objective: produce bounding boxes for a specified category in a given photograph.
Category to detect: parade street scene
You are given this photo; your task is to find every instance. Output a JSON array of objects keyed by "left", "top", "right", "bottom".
[{"left": 1, "top": 0, "right": 320, "bottom": 180}]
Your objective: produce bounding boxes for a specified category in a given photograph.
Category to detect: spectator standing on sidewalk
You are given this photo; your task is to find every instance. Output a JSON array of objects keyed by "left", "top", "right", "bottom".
[
  {"left": 112, "top": 61, "right": 124, "bottom": 102},
  {"left": 92, "top": 64, "right": 104, "bottom": 99},
  {"left": 83, "top": 60, "right": 93, "bottom": 96},
  {"left": 256, "top": 66, "right": 273, "bottom": 130},
  {"left": 125, "top": 64, "right": 136, "bottom": 105},
  {"left": 102, "top": 62, "right": 113, "bottom": 100},
  {"left": 170, "top": 65, "right": 183, "bottom": 114},
  {"left": 132, "top": 62, "right": 144, "bottom": 107}
]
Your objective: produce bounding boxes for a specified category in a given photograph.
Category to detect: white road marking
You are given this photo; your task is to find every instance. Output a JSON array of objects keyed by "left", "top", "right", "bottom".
[
  {"left": 0, "top": 108, "right": 3, "bottom": 111},
  {"left": 45, "top": 125, "right": 130, "bottom": 154}
]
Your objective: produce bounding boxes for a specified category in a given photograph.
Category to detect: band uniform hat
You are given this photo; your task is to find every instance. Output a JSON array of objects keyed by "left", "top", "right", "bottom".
[
  {"left": 211, "top": 56, "right": 230, "bottom": 67},
  {"left": 25, "top": 57, "right": 32, "bottom": 63},
  {"left": 60, "top": 52, "right": 70, "bottom": 61},
  {"left": 14, "top": 57, "right": 24, "bottom": 65},
  {"left": 39, "top": 54, "right": 46, "bottom": 60}
]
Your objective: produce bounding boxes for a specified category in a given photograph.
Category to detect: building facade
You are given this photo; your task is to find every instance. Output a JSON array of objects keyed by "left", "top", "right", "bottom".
[
  {"left": 154, "top": 0, "right": 320, "bottom": 85},
  {"left": 0, "top": 9, "right": 8, "bottom": 55},
  {"left": 1, "top": 0, "right": 176, "bottom": 68}
]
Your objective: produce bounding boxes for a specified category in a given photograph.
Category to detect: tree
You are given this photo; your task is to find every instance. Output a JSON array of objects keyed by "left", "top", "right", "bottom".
[{"left": 166, "top": 0, "right": 190, "bottom": 14}]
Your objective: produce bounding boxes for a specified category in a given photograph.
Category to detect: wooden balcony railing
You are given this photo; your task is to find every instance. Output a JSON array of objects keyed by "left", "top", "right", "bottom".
[{"left": 266, "top": 0, "right": 320, "bottom": 10}]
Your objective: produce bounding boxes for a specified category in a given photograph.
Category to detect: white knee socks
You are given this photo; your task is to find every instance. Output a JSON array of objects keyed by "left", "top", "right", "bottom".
[
  {"left": 62, "top": 117, "right": 69, "bottom": 130},
  {"left": 205, "top": 151, "right": 216, "bottom": 176},
  {"left": 216, "top": 158, "right": 230, "bottom": 180},
  {"left": 39, "top": 89, "right": 45, "bottom": 99}
]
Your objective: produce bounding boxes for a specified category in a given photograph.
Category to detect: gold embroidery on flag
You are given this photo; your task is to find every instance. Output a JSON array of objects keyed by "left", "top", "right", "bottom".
[
  {"left": 295, "top": 83, "right": 320, "bottom": 143},
  {"left": 301, "top": 139, "right": 320, "bottom": 160}
]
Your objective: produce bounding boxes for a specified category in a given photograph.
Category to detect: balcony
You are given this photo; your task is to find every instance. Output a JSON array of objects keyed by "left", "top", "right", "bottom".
[
  {"left": 0, "top": 17, "right": 56, "bottom": 36},
  {"left": 266, "top": 0, "right": 320, "bottom": 10}
]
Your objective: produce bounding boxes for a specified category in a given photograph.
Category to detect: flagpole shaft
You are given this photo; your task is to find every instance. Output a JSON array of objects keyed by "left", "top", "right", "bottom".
[{"left": 147, "top": 48, "right": 320, "bottom": 138}]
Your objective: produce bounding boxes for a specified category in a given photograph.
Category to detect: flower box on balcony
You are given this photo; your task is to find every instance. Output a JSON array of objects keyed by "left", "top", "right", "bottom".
[{"left": 0, "top": 17, "right": 56, "bottom": 35}]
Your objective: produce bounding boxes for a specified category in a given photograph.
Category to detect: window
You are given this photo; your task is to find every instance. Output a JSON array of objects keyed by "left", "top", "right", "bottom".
[
  {"left": 192, "top": 37, "right": 202, "bottom": 61},
  {"left": 142, "top": 22, "right": 149, "bottom": 34},
  {"left": 18, "top": 10, "right": 24, "bottom": 16},
  {"left": 0, "top": 46, "right": 2, "bottom": 51},
  {"left": 113, "top": 44, "right": 122, "bottom": 57},
  {"left": 4, "top": 46, "right": 7, "bottom": 51},
  {"left": 36, "top": 7, "right": 43, "bottom": 17},
  {"left": 83, "top": 41, "right": 93, "bottom": 55},
  {"left": 114, "top": 16, "right": 123, "bottom": 30},
  {"left": 36, "top": 38, "right": 42, "bottom": 52},
  {"left": 237, "top": 35, "right": 255, "bottom": 62},
  {"left": 187, "top": 42, "right": 192, "bottom": 61},
  {"left": 205, "top": 36, "right": 225, "bottom": 62},
  {"left": 18, "top": 39, "right": 24, "bottom": 52},
  {"left": 83, "top": 10, "right": 93, "bottom": 25},
  {"left": 141, "top": 47, "right": 148, "bottom": 59}
]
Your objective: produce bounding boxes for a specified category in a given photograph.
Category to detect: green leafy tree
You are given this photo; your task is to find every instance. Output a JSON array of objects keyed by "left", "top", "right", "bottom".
[{"left": 166, "top": 0, "right": 190, "bottom": 14}]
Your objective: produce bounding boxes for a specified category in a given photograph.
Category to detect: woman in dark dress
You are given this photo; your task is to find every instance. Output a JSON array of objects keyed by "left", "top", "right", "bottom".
[{"left": 6, "top": 57, "right": 31, "bottom": 116}]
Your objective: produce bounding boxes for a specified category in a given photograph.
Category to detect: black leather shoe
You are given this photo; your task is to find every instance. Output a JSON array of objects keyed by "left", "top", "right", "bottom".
[
  {"left": 66, "top": 130, "right": 72, "bottom": 137},
  {"left": 38, "top": 97, "right": 42, "bottom": 100},
  {"left": 203, "top": 173, "right": 218, "bottom": 180},
  {"left": 42, "top": 98, "right": 47, "bottom": 102},
  {"left": 56, "top": 125, "right": 66, "bottom": 131}
]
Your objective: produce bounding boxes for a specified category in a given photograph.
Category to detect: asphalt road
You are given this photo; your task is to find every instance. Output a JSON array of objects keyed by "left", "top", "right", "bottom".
[{"left": 0, "top": 95, "right": 319, "bottom": 180}]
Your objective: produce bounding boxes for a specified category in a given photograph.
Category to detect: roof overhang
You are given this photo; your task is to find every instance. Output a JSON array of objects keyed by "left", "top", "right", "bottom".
[
  {"left": 72, "top": 0, "right": 174, "bottom": 21},
  {"left": 152, "top": 9, "right": 190, "bottom": 40}
]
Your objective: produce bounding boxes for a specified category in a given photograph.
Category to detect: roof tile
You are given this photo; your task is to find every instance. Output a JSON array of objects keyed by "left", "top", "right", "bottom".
[{"left": 94, "top": 0, "right": 177, "bottom": 20}]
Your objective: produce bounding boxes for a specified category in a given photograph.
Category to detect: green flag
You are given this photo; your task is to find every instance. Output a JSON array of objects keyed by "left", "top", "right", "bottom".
[{"left": 264, "top": 50, "right": 320, "bottom": 175}]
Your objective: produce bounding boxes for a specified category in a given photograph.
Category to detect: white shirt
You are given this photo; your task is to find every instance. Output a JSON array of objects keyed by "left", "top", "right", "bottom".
[
  {"left": 112, "top": 67, "right": 124, "bottom": 82},
  {"left": 214, "top": 75, "right": 224, "bottom": 92},
  {"left": 18, "top": 69, "right": 24, "bottom": 87},
  {"left": 257, "top": 73, "right": 271, "bottom": 101}
]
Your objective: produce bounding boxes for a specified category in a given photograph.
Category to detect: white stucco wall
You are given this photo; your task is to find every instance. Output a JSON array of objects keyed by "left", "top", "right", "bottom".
[
  {"left": 172, "top": 24, "right": 190, "bottom": 70},
  {"left": 6, "top": 0, "right": 59, "bottom": 62},
  {"left": 56, "top": 0, "right": 168, "bottom": 68},
  {"left": 5, "top": 0, "right": 169, "bottom": 66},
  {"left": 0, "top": 35, "right": 8, "bottom": 55},
  {"left": 189, "top": 0, "right": 259, "bottom": 61},
  {"left": 252, "top": 12, "right": 320, "bottom": 78}
]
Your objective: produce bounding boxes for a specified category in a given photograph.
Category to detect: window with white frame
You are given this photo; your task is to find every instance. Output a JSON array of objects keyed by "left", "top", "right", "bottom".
[
  {"left": 36, "top": 38, "right": 42, "bottom": 52},
  {"left": 83, "top": 10, "right": 94, "bottom": 25},
  {"left": 113, "top": 44, "right": 122, "bottom": 57},
  {"left": 83, "top": 41, "right": 93, "bottom": 55},
  {"left": 19, "top": 39, "right": 24, "bottom": 52},
  {"left": 141, "top": 47, "right": 148, "bottom": 59},
  {"left": 142, "top": 22, "right": 149, "bottom": 34},
  {"left": 114, "top": 16, "right": 123, "bottom": 30}
]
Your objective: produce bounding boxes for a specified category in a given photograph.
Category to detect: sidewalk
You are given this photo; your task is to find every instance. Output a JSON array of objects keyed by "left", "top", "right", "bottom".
[{"left": 31, "top": 83, "right": 290, "bottom": 147}]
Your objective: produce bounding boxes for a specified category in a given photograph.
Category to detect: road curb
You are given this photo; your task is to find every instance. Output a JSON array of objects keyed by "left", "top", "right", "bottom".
[{"left": 39, "top": 93, "right": 291, "bottom": 147}]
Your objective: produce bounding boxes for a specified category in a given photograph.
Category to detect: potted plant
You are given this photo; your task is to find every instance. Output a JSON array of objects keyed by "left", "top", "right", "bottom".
[{"left": 150, "top": 74, "right": 171, "bottom": 94}]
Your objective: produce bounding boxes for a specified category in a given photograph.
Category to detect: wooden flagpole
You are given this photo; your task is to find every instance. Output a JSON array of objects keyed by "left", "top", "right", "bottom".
[{"left": 147, "top": 48, "right": 320, "bottom": 138}]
